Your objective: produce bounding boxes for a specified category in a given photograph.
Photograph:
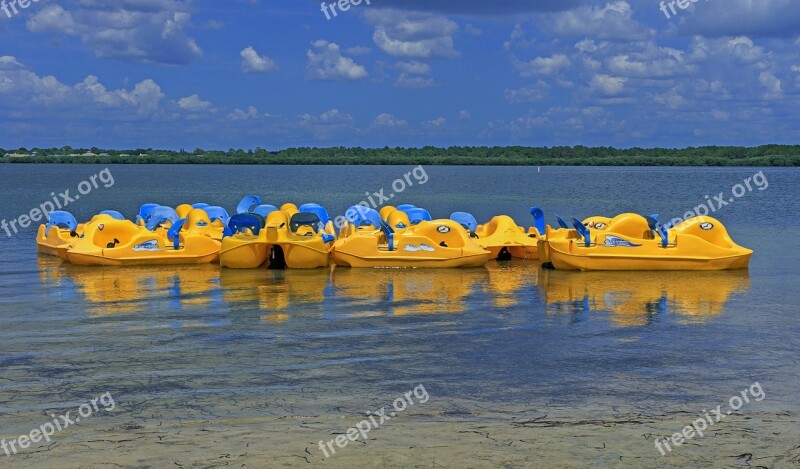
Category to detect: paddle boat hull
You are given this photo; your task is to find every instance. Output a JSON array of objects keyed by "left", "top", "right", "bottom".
[
  {"left": 545, "top": 215, "right": 752, "bottom": 271},
  {"left": 66, "top": 216, "right": 221, "bottom": 266},
  {"left": 332, "top": 219, "right": 493, "bottom": 268},
  {"left": 36, "top": 225, "right": 80, "bottom": 260}
]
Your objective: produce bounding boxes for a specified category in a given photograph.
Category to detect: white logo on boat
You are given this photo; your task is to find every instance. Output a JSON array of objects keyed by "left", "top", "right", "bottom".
[
  {"left": 403, "top": 243, "right": 436, "bottom": 252},
  {"left": 437, "top": 225, "right": 450, "bottom": 233},
  {"left": 700, "top": 222, "right": 714, "bottom": 230},
  {"left": 133, "top": 240, "right": 161, "bottom": 251},
  {"left": 603, "top": 235, "right": 641, "bottom": 248}
]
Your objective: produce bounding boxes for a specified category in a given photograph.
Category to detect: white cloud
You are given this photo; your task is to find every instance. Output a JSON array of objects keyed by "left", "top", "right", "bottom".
[
  {"left": 26, "top": 2, "right": 203, "bottom": 65},
  {"left": 365, "top": 9, "right": 459, "bottom": 59},
  {"left": 515, "top": 54, "right": 571, "bottom": 76},
  {"left": 306, "top": 40, "right": 368, "bottom": 81},
  {"left": 228, "top": 106, "right": 260, "bottom": 121},
  {"left": 590, "top": 74, "right": 626, "bottom": 95},
  {"left": 372, "top": 113, "right": 408, "bottom": 128},
  {"left": 178, "top": 94, "right": 215, "bottom": 112},
  {"left": 240, "top": 46, "right": 277, "bottom": 73}
]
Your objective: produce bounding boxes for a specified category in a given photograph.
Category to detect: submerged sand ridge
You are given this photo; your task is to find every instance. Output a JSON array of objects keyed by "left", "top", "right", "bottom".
[{"left": 1, "top": 398, "right": 797, "bottom": 468}]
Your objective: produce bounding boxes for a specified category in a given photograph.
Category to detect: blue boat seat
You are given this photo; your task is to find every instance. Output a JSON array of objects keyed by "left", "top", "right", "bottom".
[
  {"left": 224, "top": 213, "right": 265, "bottom": 237},
  {"left": 299, "top": 203, "right": 332, "bottom": 224},
  {"left": 290, "top": 212, "right": 322, "bottom": 235},
  {"left": 396, "top": 204, "right": 416, "bottom": 212},
  {"left": 192, "top": 203, "right": 210, "bottom": 209},
  {"left": 405, "top": 208, "right": 432, "bottom": 225}
]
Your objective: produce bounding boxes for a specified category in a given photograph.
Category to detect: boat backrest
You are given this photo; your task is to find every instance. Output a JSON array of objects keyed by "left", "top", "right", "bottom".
[
  {"left": 192, "top": 203, "right": 210, "bottom": 209},
  {"left": 280, "top": 203, "right": 299, "bottom": 216},
  {"left": 204, "top": 206, "right": 230, "bottom": 224},
  {"left": 396, "top": 204, "right": 416, "bottom": 212},
  {"left": 450, "top": 212, "right": 478, "bottom": 233},
  {"left": 176, "top": 204, "right": 194, "bottom": 218},
  {"left": 290, "top": 212, "right": 322, "bottom": 235},
  {"left": 226, "top": 213, "right": 265, "bottom": 236},
  {"left": 47, "top": 211, "right": 78, "bottom": 231},
  {"left": 388, "top": 210, "right": 412, "bottom": 232},
  {"left": 606, "top": 213, "right": 651, "bottom": 239},
  {"left": 145, "top": 206, "right": 179, "bottom": 231},
  {"left": 187, "top": 208, "right": 212, "bottom": 230},
  {"left": 236, "top": 195, "right": 263, "bottom": 214},
  {"left": 299, "top": 204, "right": 331, "bottom": 224},
  {"left": 379, "top": 206, "right": 397, "bottom": 221},
  {"left": 405, "top": 208, "right": 432, "bottom": 225}
]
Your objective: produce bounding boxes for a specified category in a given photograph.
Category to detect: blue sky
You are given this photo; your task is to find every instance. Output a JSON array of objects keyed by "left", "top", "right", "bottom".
[{"left": 1, "top": 0, "right": 799, "bottom": 150}]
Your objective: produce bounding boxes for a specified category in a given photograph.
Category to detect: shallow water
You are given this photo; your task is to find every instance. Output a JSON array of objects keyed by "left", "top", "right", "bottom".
[{"left": 0, "top": 165, "right": 798, "bottom": 468}]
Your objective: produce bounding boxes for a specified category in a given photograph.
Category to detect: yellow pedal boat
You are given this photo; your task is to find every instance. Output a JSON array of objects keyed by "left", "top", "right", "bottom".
[
  {"left": 332, "top": 207, "right": 492, "bottom": 268},
  {"left": 220, "top": 204, "right": 336, "bottom": 269},
  {"left": 544, "top": 213, "right": 752, "bottom": 271},
  {"left": 66, "top": 206, "right": 221, "bottom": 266},
  {"left": 450, "top": 208, "right": 545, "bottom": 260}
]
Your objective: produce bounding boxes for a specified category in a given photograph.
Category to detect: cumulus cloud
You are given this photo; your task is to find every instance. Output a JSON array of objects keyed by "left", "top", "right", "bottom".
[
  {"left": 240, "top": 46, "right": 277, "bottom": 73},
  {"left": 306, "top": 40, "right": 368, "bottom": 81},
  {"left": 26, "top": 1, "right": 203, "bottom": 65},
  {"left": 365, "top": 9, "right": 459, "bottom": 59},
  {"left": 371, "top": 113, "right": 408, "bottom": 128},
  {"left": 539, "top": 1, "right": 651, "bottom": 42}
]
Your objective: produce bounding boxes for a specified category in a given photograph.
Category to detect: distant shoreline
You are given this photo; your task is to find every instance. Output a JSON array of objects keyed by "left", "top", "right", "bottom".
[{"left": 2, "top": 145, "right": 799, "bottom": 166}]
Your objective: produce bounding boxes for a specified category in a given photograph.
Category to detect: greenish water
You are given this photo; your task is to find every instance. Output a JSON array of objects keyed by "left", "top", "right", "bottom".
[{"left": 0, "top": 165, "right": 797, "bottom": 467}]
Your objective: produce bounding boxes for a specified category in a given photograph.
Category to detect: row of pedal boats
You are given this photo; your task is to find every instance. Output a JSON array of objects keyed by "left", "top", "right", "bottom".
[{"left": 36, "top": 196, "right": 753, "bottom": 271}]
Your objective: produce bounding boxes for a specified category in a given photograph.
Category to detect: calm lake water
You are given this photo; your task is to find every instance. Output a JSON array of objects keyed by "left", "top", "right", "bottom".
[{"left": 0, "top": 165, "right": 797, "bottom": 468}]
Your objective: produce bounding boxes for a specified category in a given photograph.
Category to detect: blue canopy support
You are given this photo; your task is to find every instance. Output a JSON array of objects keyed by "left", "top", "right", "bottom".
[
  {"left": 530, "top": 207, "right": 546, "bottom": 234},
  {"left": 204, "top": 206, "right": 230, "bottom": 224},
  {"left": 450, "top": 212, "right": 478, "bottom": 233},
  {"left": 571, "top": 217, "right": 593, "bottom": 246},
  {"left": 167, "top": 219, "right": 187, "bottom": 250},
  {"left": 46, "top": 211, "right": 78, "bottom": 231},
  {"left": 146, "top": 206, "right": 180, "bottom": 231}
]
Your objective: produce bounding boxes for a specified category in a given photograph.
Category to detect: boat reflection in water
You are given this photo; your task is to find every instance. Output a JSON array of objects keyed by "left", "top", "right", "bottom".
[
  {"left": 219, "top": 268, "right": 329, "bottom": 322},
  {"left": 485, "top": 261, "right": 540, "bottom": 308},
  {"left": 38, "top": 257, "right": 749, "bottom": 327},
  {"left": 38, "top": 258, "right": 223, "bottom": 317},
  {"left": 330, "top": 267, "right": 489, "bottom": 317},
  {"left": 538, "top": 269, "right": 751, "bottom": 327}
]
